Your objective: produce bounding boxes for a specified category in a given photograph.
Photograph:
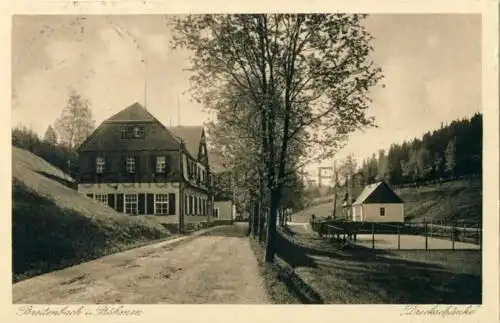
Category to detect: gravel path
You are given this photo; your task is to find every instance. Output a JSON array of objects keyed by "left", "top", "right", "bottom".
[{"left": 13, "top": 223, "right": 269, "bottom": 304}]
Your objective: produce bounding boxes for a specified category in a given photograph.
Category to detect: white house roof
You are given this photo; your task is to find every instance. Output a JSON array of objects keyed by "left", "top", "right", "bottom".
[{"left": 353, "top": 181, "right": 404, "bottom": 205}]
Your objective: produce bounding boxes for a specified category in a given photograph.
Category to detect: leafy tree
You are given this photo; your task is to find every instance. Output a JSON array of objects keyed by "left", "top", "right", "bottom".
[
  {"left": 43, "top": 125, "right": 58, "bottom": 145},
  {"left": 172, "top": 14, "right": 383, "bottom": 262},
  {"left": 376, "top": 149, "right": 391, "bottom": 182},
  {"left": 55, "top": 90, "right": 95, "bottom": 150},
  {"left": 416, "top": 146, "right": 432, "bottom": 180},
  {"left": 445, "top": 137, "right": 457, "bottom": 177}
]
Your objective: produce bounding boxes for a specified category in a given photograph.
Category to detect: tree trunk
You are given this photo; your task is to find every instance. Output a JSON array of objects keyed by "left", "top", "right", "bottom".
[{"left": 265, "top": 191, "right": 279, "bottom": 263}]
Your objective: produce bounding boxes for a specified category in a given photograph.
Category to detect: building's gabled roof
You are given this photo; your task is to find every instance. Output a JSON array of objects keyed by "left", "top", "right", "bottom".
[
  {"left": 77, "top": 102, "right": 182, "bottom": 152},
  {"left": 353, "top": 181, "right": 404, "bottom": 205},
  {"left": 169, "top": 126, "right": 204, "bottom": 160},
  {"left": 105, "top": 102, "right": 157, "bottom": 123}
]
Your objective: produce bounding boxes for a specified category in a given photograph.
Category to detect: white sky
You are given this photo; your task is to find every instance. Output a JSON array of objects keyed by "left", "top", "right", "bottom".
[{"left": 11, "top": 14, "right": 481, "bottom": 180}]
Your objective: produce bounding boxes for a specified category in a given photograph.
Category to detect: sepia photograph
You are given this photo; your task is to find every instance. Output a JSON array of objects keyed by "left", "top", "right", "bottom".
[{"left": 10, "top": 12, "right": 486, "bottom": 307}]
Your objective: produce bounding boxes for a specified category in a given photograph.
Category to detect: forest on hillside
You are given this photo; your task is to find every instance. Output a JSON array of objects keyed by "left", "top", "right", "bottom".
[{"left": 357, "top": 112, "right": 482, "bottom": 186}]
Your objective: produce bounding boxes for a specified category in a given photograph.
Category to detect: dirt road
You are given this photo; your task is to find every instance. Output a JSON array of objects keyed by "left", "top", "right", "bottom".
[{"left": 13, "top": 223, "right": 269, "bottom": 304}]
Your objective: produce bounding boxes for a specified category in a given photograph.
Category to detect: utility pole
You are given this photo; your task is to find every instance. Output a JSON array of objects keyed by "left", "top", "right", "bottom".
[
  {"left": 141, "top": 58, "right": 147, "bottom": 109},
  {"left": 332, "top": 160, "right": 338, "bottom": 219},
  {"left": 177, "top": 92, "right": 181, "bottom": 126}
]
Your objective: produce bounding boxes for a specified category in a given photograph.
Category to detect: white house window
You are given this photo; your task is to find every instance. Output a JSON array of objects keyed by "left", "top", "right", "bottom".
[
  {"left": 156, "top": 156, "right": 166, "bottom": 173},
  {"left": 213, "top": 208, "right": 219, "bottom": 218},
  {"left": 95, "top": 194, "right": 108, "bottom": 205},
  {"left": 125, "top": 194, "right": 138, "bottom": 215},
  {"left": 155, "top": 194, "right": 169, "bottom": 215},
  {"left": 126, "top": 157, "right": 136, "bottom": 173},
  {"left": 96, "top": 156, "right": 105, "bottom": 174},
  {"left": 380, "top": 207, "right": 386, "bottom": 216}
]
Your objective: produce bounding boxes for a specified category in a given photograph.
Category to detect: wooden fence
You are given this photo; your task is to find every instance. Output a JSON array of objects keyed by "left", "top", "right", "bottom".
[{"left": 310, "top": 219, "right": 482, "bottom": 250}]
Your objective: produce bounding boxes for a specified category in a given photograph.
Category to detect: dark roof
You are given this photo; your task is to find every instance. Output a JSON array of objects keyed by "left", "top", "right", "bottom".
[
  {"left": 169, "top": 126, "right": 204, "bottom": 159},
  {"left": 77, "top": 102, "right": 182, "bottom": 152},
  {"left": 353, "top": 181, "right": 404, "bottom": 205},
  {"left": 214, "top": 193, "right": 233, "bottom": 202},
  {"left": 105, "top": 102, "right": 156, "bottom": 122}
]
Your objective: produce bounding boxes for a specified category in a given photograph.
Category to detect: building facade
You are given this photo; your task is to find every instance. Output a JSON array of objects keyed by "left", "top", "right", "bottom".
[
  {"left": 213, "top": 195, "right": 235, "bottom": 224},
  {"left": 76, "top": 102, "right": 215, "bottom": 229}
]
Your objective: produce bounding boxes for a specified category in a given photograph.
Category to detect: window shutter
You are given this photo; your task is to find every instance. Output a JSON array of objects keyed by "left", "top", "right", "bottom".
[
  {"left": 165, "top": 155, "right": 173, "bottom": 175},
  {"left": 87, "top": 193, "right": 94, "bottom": 199},
  {"left": 150, "top": 155, "right": 156, "bottom": 173},
  {"left": 122, "top": 156, "right": 128, "bottom": 173},
  {"left": 168, "top": 193, "right": 176, "bottom": 215},
  {"left": 107, "top": 194, "right": 115, "bottom": 209},
  {"left": 184, "top": 194, "right": 188, "bottom": 216},
  {"left": 89, "top": 154, "right": 96, "bottom": 175},
  {"left": 116, "top": 194, "right": 124, "bottom": 212},
  {"left": 146, "top": 194, "right": 155, "bottom": 214},
  {"left": 105, "top": 157, "right": 112, "bottom": 173},
  {"left": 134, "top": 156, "right": 140, "bottom": 173},
  {"left": 138, "top": 193, "right": 145, "bottom": 215}
]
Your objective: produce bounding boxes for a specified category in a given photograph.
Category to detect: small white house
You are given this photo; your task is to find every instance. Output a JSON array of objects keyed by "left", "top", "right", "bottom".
[
  {"left": 213, "top": 195, "right": 235, "bottom": 224},
  {"left": 350, "top": 181, "right": 404, "bottom": 223}
]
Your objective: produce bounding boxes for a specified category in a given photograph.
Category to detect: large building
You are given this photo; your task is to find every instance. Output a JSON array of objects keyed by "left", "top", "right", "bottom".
[{"left": 76, "top": 102, "right": 215, "bottom": 230}]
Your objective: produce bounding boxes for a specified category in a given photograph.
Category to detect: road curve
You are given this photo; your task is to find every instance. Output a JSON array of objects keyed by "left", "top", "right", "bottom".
[{"left": 13, "top": 223, "right": 269, "bottom": 304}]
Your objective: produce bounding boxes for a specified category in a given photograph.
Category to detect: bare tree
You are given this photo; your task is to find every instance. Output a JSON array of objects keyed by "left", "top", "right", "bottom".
[{"left": 55, "top": 90, "right": 95, "bottom": 150}]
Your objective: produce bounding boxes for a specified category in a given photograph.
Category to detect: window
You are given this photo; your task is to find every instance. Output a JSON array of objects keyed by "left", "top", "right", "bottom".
[
  {"left": 96, "top": 156, "right": 105, "bottom": 174},
  {"left": 133, "top": 126, "right": 144, "bottom": 138},
  {"left": 194, "top": 196, "right": 198, "bottom": 215},
  {"left": 121, "top": 126, "right": 145, "bottom": 139},
  {"left": 94, "top": 194, "right": 108, "bottom": 205},
  {"left": 126, "top": 157, "right": 136, "bottom": 173},
  {"left": 155, "top": 194, "right": 169, "bottom": 215},
  {"left": 125, "top": 194, "right": 138, "bottom": 215},
  {"left": 213, "top": 208, "right": 219, "bottom": 218},
  {"left": 189, "top": 195, "right": 193, "bottom": 215},
  {"left": 380, "top": 207, "right": 386, "bottom": 216},
  {"left": 184, "top": 194, "right": 188, "bottom": 215},
  {"left": 156, "top": 156, "right": 166, "bottom": 173}
]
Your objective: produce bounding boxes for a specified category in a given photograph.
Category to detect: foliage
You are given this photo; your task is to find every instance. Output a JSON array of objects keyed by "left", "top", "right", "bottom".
[
  {"left": 43, "top": 125, "right": 58, "bottom": 145},
  {"left": 12, "top": 125, "right": 78, "bottom": 178},
  {"left": 357, "top": 113, "right": 481, "bottom": 185},
  {"left": 172, "top": 14, "right": 383, "bottom": 262}
]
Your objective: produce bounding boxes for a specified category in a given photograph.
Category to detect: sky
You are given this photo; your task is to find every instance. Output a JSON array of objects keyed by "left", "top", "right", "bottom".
[{"left": 11, "top": 14, "right": 482, "bottom": 179}]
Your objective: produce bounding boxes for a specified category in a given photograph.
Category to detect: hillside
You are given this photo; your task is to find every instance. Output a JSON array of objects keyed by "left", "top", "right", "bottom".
[
  {"left": 293, "top": 178, "right": 482, "bottom": 224},
  {"left": 12, "top": 146, "right": 173, "bottom": 282}
]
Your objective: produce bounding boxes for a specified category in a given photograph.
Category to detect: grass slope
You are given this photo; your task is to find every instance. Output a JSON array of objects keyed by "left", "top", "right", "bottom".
[
  {"left": 294, "top": 178, "right": 481, "bottom": 223},
  {"left": 12, "top": 147, "right": 173, "bottom": 282},
  {"left": 276, "top": 227, "right": 481, "bottom": 304}
]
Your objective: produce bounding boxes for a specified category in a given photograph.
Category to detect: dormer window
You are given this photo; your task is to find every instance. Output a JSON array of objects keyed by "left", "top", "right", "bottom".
[{"left": 121, "top": 126, "right": 145, "bottom": 139}]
